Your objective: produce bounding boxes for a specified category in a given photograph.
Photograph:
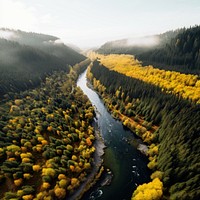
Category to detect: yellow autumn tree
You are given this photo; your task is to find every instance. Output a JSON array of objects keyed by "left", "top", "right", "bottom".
[
  {"left": 94, "top": 53, "right": 200, "bottom": 103},
  {"left": 132, "top": 178, "right": 163, "bottom": 200},
  {"left": 54, "top": 187, "right": 66, "bottom": 199}
]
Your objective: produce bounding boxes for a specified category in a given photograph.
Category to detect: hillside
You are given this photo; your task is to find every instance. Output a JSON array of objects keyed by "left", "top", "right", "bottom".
[
  {"left": 137, "top": 26, "right": 200, "bottom": 74},
  {"left": 87, "top": 59, "right": 200, "bottom": 200},
  {"left": 0, "top": 29, "right": 85, "bottom": 97},
  {"left": 0, "top": 63, "right": 96, "bottom": 199},
  {"left": 91, "top": 53, "right": 200, "bottom": 103},
  {"left": 97, "top": 26, "right": 200, "bottom": 74},
  {"left": 97, "top": 29, "right": 181, "bottom": 55}
]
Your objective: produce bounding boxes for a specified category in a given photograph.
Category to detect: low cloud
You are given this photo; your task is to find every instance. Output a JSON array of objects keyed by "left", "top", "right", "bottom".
[
  {"left": 127, "top": 36, "right": 160, "bottom": 47},
  {"left": 44, "top": 39, "right": 64, "bottom": 45},
  {"left": 0, "top": 29, "right": 18, "bottom": 40}
]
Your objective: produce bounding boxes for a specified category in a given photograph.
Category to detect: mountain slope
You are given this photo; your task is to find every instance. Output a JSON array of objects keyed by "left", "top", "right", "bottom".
[
  {"left": 137, "top": 26, "right": 200, "bottom": 74},
  {"left": 0, "top": 29, "right": 85, "bottom": 97},
  {"left": 97, "top": 29, "right": 181, "bottom": 55},
  {"left": 97, "top": 26, "right": 200, "bottom": 74},
  {"left": 0, "top": 28, "right": 85, "bottom": 66}
]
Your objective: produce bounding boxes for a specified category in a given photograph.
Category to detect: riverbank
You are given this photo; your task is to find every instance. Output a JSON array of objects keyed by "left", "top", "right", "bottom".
[
  {"left": 69, "top": 125, "right": 105, "bottom": 200},
  {"left": 87, "top": 68, "right": 152, "bottom": 156},
  {"left": 86, "top": 62, "right": 165, "bottom": 199},
  {"left": 69, "top": 76, "right": 106, "bottom": 200},
  {"left": 77, "top": 68, "right": 151, "bottom": 199}
]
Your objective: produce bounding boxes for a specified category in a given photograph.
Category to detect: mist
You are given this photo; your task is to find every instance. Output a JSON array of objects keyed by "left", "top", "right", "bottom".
[
  {"left": 44, "top": 39, "right": 64, "bottom": 45},
  {"left": 126, "top": 36, "right": 160, "bottom": 47},
  {"left": 0, "top": 29, "right": 18, "bottom": 40}
]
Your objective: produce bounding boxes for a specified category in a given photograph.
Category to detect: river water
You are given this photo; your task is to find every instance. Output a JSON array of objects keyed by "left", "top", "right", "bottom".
[{"left": 77, "top": 70, "right": 151, "bottom": 200}]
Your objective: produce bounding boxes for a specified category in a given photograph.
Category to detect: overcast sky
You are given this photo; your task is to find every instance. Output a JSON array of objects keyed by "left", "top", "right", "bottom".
[{"left": 0, "top": 0, "right": 200, "bottom": 48}]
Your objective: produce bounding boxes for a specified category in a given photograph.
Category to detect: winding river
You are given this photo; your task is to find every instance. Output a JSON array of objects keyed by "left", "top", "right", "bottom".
[{"left": 77, "top": 69, "right": 151, "bottom": 200}]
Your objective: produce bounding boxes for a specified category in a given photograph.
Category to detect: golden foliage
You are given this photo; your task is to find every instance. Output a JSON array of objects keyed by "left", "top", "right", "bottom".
[
  {"left": 71, "top": 178, "right": 79, "bottom": 186},
  {"left": 42, "top": 168, "right": 56, "bottom": 178},
  {"left": 32, "top": 164, "right": 41, "bottom": 172},
  {"left": 22, "top": 157, "right": 31, "bottom": 163},
  {"left": 72, "top": 155, "right": 78, "bottom": 161},
  {"left": 58, "top": 174, "right": 67, "bottom": 180},
  {"left": 59, "top": 179, "right": 68, "bottom": 188},
  {"left": 23, "top": 173, "right": 32, "bottom": 179},
  {"left": 0, "top": 68, "right": 96, "bottom": 199},
  {"left": 14, "top": 178, "right": 23, "bottom": 187},
  {"left": 22, "top": 194, "right": 34, "bottom": 200},
  {"left": 86, "top": 138, "right": 92, "bottom": 146},
  {"left": 94, "top": 53, "right": 200, "bottom": 103},
  {"left": 7, "top": 144, "right": 21, "bottom": 152},
  {"left": 148, "top": 158, "right": 157, "bottom": 170},
  {"left": 42, "top": 182, "right": 51, "bottom": 190},
  {"left": 20, "top": 152, "right": 32, "bottom": 159},
  {"left": 69, "top": 165, "right": 75, "bottom": 172},
  {"left": 54, "top": 187, "right": 66, "bottom": 199},
  {"left": 132, "top": 178, "right": 163, "bottom": 200},
  {"left": 14, "top": 99, "right": 23, "bottom": 106}
]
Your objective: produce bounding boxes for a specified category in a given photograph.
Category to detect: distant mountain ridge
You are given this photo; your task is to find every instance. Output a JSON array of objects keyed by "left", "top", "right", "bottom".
[
  {"left": 97, "top": 29, "right": 181, "bottom": 55},
  {"left": 0, "top": 28, "right": 85, "bottom": 97},
  {"left": 97, "top": 26, "right": 200, "bottom": 74},
  {"left": 137, "top": 26, "right": 200, "bottom": 74},
  {"left": 0, "top": 28, "right": 85, "bottom": 65}
]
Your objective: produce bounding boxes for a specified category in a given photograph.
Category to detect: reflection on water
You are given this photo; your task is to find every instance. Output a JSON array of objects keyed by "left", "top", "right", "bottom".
[{"left": 77, "top": 70, "right": 151, "bottom": 200}]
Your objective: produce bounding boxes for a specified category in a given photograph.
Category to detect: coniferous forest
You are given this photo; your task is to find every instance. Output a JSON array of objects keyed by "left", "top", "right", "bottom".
[
  {"left": 97, "top": 25, "right": 200, "bottom": 74},
  {"left": 88, "top": 59, "right": 200, "bottom": 200},
  {"left": 0, "top": 29, "right": 85, "bottom": 97},
  {"left": 0, "top": 25, "right": 200, "bottom": 200}
]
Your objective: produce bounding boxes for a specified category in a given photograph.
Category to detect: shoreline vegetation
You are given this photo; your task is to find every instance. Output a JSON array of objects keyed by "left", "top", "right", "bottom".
[
  {"left": 86, "top": 64, "right": 162, "bottom": 197},
  {"left": 86, "top": 56, "right": 200, "bottom": 199},
  {"left": 68, "top": 124, "right": 105, "bottom": 200},
  {"left": 86, "top": 69, "right": 150, "bottom": 156},
  {"left": 89, "top": 52, "right": 200, "bottom": 104},
  {"left": 0, "top": 59, "right": 106, "bottom": 200}
]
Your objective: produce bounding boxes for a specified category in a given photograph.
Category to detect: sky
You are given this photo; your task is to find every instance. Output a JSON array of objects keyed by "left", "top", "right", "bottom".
[{"left": 0, "top": 0, "right": 200, "bottom": 48}]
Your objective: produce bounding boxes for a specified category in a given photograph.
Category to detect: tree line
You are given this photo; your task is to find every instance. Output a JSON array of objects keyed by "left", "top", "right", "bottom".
[
  {"left": 97, "top": 25, "right": 200, "bottom": 74},
  {"left": 89, "top": 60, "right": 200, "bottom": 200},
  {"left": 0, "top": 29, "right": 85, "bottom": 97},
  {"left": 89, "top": 53, "right": 200, "bottom": 103},
  {"left": 137, "top": 25, "right": 200, "bottom": 74},
  {"left": 0, "top": 61, "right": 96, "bottom": 199}
]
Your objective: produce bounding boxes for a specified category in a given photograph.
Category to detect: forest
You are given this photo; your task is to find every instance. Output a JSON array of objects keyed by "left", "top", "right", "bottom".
[
  {"left": 0, "top": 29, "right": 85, "bottom": 97},
  {"left": 97, "top": 29, "right": 181, "bottom": 56},
  {"left": 1, "top": 25, "right": 200, "bottom": 200},
  {"left": 90, "top": 53, "right": 200, "bottom": 103},
  {"left": 97, "top": 26, "right": 200, "bottom": 74},
  {"left": 0, "top": 60, "right": 97, "bottom": 199},
  {"left": 88, "top": 60, "right": 200, "bottom": 200}
]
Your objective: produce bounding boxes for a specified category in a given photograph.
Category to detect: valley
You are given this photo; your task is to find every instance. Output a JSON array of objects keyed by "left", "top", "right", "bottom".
[{"left": 0, "top": 25, "right": 200, "bottom": 200}]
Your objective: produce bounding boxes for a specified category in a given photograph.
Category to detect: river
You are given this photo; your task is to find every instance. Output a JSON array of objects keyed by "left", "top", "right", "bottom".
[{"left": 77, "top": 69, "right": 151, "bottom": 200}]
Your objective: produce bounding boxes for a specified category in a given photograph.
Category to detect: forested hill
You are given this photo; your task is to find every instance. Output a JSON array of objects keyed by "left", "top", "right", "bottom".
[
  {"left": 89, "top": 60, "right": 200, "bottom": 199},
  {"left": 0, "top": 28, "right": 85, "bottom": 66},
  {"left": 137, "top": 26, "right": 200, "bottom": 74},
  {"left": 97, "top": 29, "right": 181, "bottom": 55},
  {"left": 97, "top": 26, "right": 200, "bottom": 74},
  {"left": 0, "top": 29, "right": 85, "bottom": 97}
]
